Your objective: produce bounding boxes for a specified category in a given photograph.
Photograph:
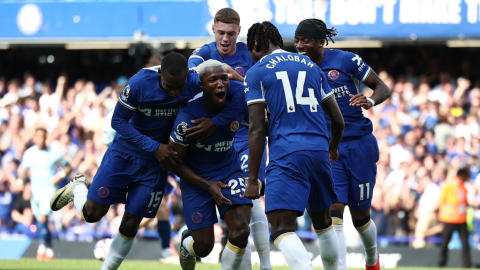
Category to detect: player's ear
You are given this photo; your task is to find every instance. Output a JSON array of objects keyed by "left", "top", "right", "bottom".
[
  {"left": 319, "top": 39, "right": 325, "bottom": 47},
  {"left": 238, "top": 25, "right": 241, "bottom": 35},
  {"left": 212, "top": 24, "right": 215, "bottom": 34},
  {"left": 199, "top": 80, "right": 204, "bottom": 90}
]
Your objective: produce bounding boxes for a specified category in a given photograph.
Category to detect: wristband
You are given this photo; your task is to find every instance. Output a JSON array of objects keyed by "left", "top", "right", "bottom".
[
  {"left": 366, "top": 97, "right": 375, "bottom": 107},
  {"left": 58, "top": 171, "right": 67, "bottom": 178}
]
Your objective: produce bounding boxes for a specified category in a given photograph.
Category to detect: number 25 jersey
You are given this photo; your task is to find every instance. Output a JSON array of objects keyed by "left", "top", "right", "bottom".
[{"left": 244, "top": 49, "right": 333, "bottom": 160}]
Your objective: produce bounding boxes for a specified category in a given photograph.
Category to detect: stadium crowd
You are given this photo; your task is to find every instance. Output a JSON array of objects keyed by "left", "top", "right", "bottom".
[{"left": 0, "top": 51, "right": 480, "bottom": 250}]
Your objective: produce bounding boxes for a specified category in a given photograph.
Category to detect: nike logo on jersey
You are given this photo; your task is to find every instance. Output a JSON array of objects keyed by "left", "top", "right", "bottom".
[{"left": 358, "top": 201, "right": 369, "bottom": 206}]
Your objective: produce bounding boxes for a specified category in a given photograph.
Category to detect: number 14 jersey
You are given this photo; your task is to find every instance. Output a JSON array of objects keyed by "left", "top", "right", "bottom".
[{"left": 244, "top": 49, "right": 333, "bottom": 160}]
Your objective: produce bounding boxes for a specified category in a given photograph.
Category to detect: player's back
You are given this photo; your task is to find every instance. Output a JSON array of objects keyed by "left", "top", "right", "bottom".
[
  {"left": 319, "top": 49, "right": 373, "bottom": 138},
  {"left": 245, "top": 50, "right": 332, "bottom": 160},
  {"left": 111, "top": 67, "right": 200, "bottom": 160}
]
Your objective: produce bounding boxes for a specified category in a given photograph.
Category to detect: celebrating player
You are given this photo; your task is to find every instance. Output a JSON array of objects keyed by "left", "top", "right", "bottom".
[
  {"left": 294, "top": 19, "right": 391, "bottom": 270},
  {"left": 169, "top": 60, "right": 252, "bottom": 270},
  {"left": 244, "top": 22, "right": 345, "bottom": 270},
  {"left": 49, "top": 53, "right": 245, "bottom": 270},
  {"left": 188, "top": 8, "right": 271, "bottom": 270}
]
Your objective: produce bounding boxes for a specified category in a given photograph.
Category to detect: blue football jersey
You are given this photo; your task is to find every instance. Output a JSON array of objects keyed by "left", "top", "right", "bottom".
[
  {"left": 110, "top": 66, "right": 200, "bottom": 160},
  {"left": 244, "top": 50, "right": 333, "bottom": 160},
  {"left": 170, "top": 80, "right": 247, "bottom": 181},
  {"left": 319, "top": 49, "right": 373, "bottom": 138},
  {"left": 188, "top": 41, "right": 255, "bottom": 144}
]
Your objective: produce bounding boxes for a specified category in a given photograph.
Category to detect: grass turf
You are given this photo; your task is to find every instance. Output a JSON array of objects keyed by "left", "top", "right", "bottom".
[{"left": 0, "top": 259, "right": 454, "bottom": 270}]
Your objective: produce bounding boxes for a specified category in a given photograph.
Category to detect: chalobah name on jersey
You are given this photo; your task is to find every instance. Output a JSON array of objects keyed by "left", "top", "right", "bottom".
[{"left": 265, "top": 54, "right": 315, "bottom": 69}]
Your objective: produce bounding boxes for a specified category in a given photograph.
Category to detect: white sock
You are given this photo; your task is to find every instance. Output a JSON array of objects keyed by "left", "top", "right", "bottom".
[
  {"left": 101, "top": 232, "right": 134, "bottom": 270},
  {"left": 333, "top": 219, "right": 347, "bottom": 270},
  {"left": 355, "top": 220, "right": 378, "bottom": 267},
  {"left": 316, "top": 226, "right": 339, "bottom": 270},
  {"left": 73, "top": 184, "right": 88, "bottom": 215},
  {"left": 37, "top": 244, "right": 46, "bottom": 254},
  {"left": 274, "top": 232, "right": 313, "bottom": 270},
  {"left": 182, "top": 236, "right": 197, "bottom": 257},
  {"left": 220, "top": 240, "right": 246, "bottom": 270},
  {"left": 239, "top": 242, "right": 252, "bottom": 270},
  {"left": 250, "top": 199, "right": 272, "bottom": 270}
]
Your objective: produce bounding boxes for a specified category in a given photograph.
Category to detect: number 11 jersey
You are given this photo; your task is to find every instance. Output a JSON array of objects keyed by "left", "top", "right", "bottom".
[{"left": 244, "top": 49, "right": 333, "bottom": 160}]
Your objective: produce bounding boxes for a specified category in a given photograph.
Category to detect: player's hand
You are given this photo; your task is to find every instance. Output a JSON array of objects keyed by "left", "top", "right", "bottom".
[
  {"left": 185, "top": 117, "right": 216, "bottom": 141},
  {"left": 224, "top": 63, "right": 244, "bottom": 82},
  {"left": 154, "top": 144, "right": 182, "bottom": 171},
  {"left": 191, "top": 65, "right": 201, "bottom": 73},
  {"left": 207, "top": 182, "right": 232, "bottom": 206},
  {"left": 243, "top": 180, "right": 260, "bottom": 200},
  {"left": 329, "top": 148, "right": 339, "bottom": 162},
  {"left": 349, "top": 94, "right": 372, "bottom": 110}
]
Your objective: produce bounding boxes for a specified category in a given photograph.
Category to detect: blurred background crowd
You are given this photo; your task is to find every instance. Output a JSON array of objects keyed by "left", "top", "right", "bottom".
[{"left": 0, "top": 45, "right": 480, "bottom": 252}]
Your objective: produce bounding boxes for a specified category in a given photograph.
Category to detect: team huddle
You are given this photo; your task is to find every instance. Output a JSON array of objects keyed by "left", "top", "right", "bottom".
[{"left": 49, "top": 8, "right": 391, "bottom": 270}]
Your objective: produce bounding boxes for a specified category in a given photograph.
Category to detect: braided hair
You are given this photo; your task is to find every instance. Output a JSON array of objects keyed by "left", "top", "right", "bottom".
[
  {"left": 247, "top": 21, "right": 283, "bottom": 52},
  {"left": 298, "top": 19, "right": 338, "bottom": 46}
]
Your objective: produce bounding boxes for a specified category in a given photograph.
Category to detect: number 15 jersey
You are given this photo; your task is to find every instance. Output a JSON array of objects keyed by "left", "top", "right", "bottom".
[{"left": 244, "top": 49, "right": 333, "bottom": 160}]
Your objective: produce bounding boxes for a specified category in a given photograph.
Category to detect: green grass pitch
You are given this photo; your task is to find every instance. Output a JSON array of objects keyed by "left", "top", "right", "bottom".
[{"left": 0, "top": 259, "right": 453, "bottom": 270}]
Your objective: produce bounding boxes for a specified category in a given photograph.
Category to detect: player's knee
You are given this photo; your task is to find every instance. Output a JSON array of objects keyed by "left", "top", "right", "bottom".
[
  {"left": 331, "top": 209, "right": 343, "bottom": 226},
  {"left": 229, "top": 225, "right": 250, "bottom": 244},
  {"left": 353, "top": 215, "right": 371, "bottom": 231},
  {"left": 194, "top": 239, "right": 215, "bottom": 257},
  {"left": 82, "top": 206, "right": 103, "bottom": 223}
]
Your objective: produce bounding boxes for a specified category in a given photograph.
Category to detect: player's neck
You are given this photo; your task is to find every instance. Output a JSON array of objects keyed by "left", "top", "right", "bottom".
[
  {"left": 312, "top": 48, "right": 325, "bottom": 64},
  {"left": 266, "top": 45, "right": 282, "bottom": 56},
  {"left": 203, "top": 95, "right": 224, "bottom": 113}
]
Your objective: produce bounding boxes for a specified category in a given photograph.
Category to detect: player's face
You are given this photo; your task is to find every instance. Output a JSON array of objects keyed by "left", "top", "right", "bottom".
[
  {"left": 249, "top": 41, "right": 266, "bottom": 62},
  {"left": 159, "top": 70, "right": 188, "bottom": 98},
  {"left": 213, "top": 22, "right": 240, "bottom": 58},
  {"left": 33, "top": 129, "right": 47, "bottom": 148},
  {"left": 200, "top": 66, "right": 229, "bottom": 108},
  {"left": 294, "top": 36, "right": 323, "bottom": 62}
]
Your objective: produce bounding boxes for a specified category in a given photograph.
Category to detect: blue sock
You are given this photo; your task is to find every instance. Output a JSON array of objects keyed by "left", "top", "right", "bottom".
[
  {"left": 157, "top": 220, "right": 171, "bottom": 250},
  {"left": 39, "top": 222, "right": 51, "bottom": 248}
]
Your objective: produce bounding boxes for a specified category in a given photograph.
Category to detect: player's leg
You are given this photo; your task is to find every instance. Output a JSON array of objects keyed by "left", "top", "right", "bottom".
[
  {"left": 239, "top": 146, "right": 271, "bottom": 270},
  {"left": 38, "top": 188, "right": 56, "bottom": 260},
  {"left": 222, "top": 204, "right": 251, "bottom": 270},
  {"left": 51, "top": 149, "right": 128, "bottom": 222},
  {"left": 101, "top": 156, "right": 167, "bottom": 270},
  {"left": 329, "top": 145, "right": 349, "bottom": 270},
  {"left": 101, "top": 210, "right": 143, "bottom": 270},
  {"left": 307, "top": 150, "right": 339, "bottom": 270},
  {"left": 346, "top": 135, "right": 380, "bottom": 269},
  {"left": 179, "top": 182, "right": 219, "bottom": 270},
  {"left": 268, "top": 210, "right": 313, "bottom": 270},
  {"left": 266, "top": 154, "right": 314, "bottom": 270},
  {"left": 156, "top": 195, "right": 173, "bottom": 259}
]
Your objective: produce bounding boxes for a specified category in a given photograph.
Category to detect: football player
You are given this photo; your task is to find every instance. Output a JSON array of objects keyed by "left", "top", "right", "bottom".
[
  {"left": 294, "top": 18, "right": 391, "bottom": 270},
  {"left": 244, "top": 22, "right": 345, "bottom": 270}
]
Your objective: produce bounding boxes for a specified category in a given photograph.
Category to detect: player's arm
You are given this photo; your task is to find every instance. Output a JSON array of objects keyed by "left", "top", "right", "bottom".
[
  {"left": 167, "top": 140, "right": 231, "bottom": 206},
  {"left": 245, "top": 102, "right": 266, "bottom": 200},
  {"left": 319, "top": 71, "right": 344, "bottom": 162},
  {"left": 188, "top": 46, "right": 210, "bottom": 69},
  {"left": 186, "top": 80, "right": 246, "bottom": 141},
  {"left": 346, "top": 53, "right": 391, "bottom": 109},
  {"left": 112, "top": 86, "right": 181, "bottom": 170}
]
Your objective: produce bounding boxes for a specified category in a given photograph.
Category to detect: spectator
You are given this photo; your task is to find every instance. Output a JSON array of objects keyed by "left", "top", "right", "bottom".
[
  {"left": 412, "top": 176, "right": 441, "bottom": 248},
  {"left": 11, "top": 181, "right": 35, "bottom": 230},
  {"left": 437, "top": 167, "right": 472, "bottom": 268}
]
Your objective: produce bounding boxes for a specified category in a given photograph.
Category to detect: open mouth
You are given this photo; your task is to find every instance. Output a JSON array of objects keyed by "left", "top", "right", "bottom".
[
  {"left": 220, "top": 44, "right": 230, "bottom": 51},
  {"left": 298, "top": 51, "right": 307, "bottom": 55},
  {"left": 216, "top": 92, "right": 226, "bottom": 101}
]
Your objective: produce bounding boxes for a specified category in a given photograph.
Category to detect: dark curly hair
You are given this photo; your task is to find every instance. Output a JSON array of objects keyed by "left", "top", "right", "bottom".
[{"left": 247, "top": 21, "right": 283, "bottom": 52}]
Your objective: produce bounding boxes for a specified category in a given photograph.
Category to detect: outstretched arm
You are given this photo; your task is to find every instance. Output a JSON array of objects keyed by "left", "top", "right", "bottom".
[{"left": 168, "top": 140, "right": 231, "bottom": 206}]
